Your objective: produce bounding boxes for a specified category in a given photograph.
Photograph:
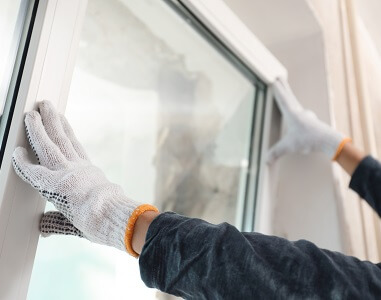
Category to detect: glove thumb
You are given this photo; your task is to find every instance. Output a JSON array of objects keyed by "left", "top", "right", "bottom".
[
  {"left": 40, "top": 211, "right": 83, "bottom": 238},
  {"left": 267, "top": 138, "right": 291, "bottom": 164}
]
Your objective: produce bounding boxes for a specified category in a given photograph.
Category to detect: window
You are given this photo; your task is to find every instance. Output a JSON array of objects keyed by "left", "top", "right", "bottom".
[
  {"left": 0, "top": 0, "right": 285, "bottom": 298},
  {"left": 0, "top": 0, "right": 35, "bottom": 166},
  {"left": 27, "top": 0, "right": 266, "bottom": 299}
]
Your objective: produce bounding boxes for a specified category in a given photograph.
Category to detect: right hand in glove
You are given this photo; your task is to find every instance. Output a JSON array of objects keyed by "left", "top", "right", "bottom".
[
  {"left": 12, "top": 101, "right": 158, "bottom": 257},
  {"left": 267, "top": 79, "right": 351, "bottom": 164}
]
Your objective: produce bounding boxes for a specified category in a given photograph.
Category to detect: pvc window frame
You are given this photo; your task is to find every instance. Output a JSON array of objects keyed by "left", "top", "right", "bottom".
[{"left": 0, "top": 0, "right": 286, "bottom": 298}]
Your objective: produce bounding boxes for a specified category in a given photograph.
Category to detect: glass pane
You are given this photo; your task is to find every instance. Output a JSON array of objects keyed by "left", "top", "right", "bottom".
[
  {"left": 241, "top": 88, "right": 267, "bottom": 231},
  {"left": 28, "top": 0, "right": 264, "bottom": 299},
  {"left": 0, "top": 0, "right": 30, "bottom": 156}
]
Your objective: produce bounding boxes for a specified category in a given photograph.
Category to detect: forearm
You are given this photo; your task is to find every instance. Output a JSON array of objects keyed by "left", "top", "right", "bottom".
[
  {"left": 139, "top": 212, "right": 381, "bottom": 299},
  {"left": 333, "top": 140, "right": 381, "bottom": 217}
]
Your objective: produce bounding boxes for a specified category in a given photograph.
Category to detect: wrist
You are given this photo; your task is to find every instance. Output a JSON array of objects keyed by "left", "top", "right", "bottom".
[
  {"left": 319, "top": 129, "right": 347, "bottom": 159},
  {"left": 332, "top": 137, "right": 353, "bottom": 161},
  {"left": 124, "top": 204, "right": 159, "bottom": 257},
  {"left": 335, "top": 142, "right": 365, "bottom": 175},
  {"left": 131, "top": 210, "right": 160, "bottom": 255},
  {"left": 81, "top": 195, "right": 158, "bottom": 254}
]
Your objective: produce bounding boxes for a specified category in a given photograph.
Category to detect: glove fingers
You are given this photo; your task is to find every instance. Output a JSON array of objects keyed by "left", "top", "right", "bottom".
[
  {"left": 12, "top": 147, "right": 50, "bottom": 189},
  {"left": 13, "top": 148, "right": 69, "bottom": 211},
  {"left": 40, "top": 211, "right": 83, "bottom": 238},
  {"left": 38, "top": 101, "right": 80, "bottom": 161},
  {"left": 59, "top": 114, "right": 89, "bottom": 160},
  {"left": 24, "top": 111, "right": 67, "bottom": 168},
  {"left": 267, "top": 138, "right": 291, "bottom": 164}
]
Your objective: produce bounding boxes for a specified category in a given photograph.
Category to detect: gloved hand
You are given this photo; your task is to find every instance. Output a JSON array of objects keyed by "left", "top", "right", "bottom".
[
  {"left": 12, "top": 101, "right": 158, "bottom": 257},
  {"left": 267, "top": 79, "right": 351, "bottom": 164}
]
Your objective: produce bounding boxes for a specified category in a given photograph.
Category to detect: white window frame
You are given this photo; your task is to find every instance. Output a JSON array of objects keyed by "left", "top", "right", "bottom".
[{"left": 0, "top": 0, "right": 286, "bottom": 298}]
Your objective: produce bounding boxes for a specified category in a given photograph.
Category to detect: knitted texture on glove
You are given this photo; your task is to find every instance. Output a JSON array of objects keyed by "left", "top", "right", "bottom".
[
  {"left": 12, "top": 101, "right": 157, "bottom": 253},
  {"left": 267, "top": 79, "right": 347, "bottom": 164}
]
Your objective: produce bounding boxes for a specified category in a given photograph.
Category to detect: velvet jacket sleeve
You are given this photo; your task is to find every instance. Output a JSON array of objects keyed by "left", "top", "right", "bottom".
[
  {"left": 350, "top": 156, "right": 381, "bottom": 217},
  {"left": 139, "top": 212, "right": 381, "bottom": 299}
]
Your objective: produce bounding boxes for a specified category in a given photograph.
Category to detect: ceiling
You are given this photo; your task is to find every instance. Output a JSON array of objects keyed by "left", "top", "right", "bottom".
[{"left": 223, "top": 0, "right": 381, "bottom": 58}]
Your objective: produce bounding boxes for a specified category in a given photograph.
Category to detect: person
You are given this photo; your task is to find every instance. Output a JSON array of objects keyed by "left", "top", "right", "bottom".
[{"left": 12, "top": 79, "right": 381, "bottom": 299}]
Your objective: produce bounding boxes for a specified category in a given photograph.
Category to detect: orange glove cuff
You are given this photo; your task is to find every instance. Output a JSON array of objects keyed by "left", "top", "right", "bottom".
[
  {"left": 124, "top": 204, "right": 159, "bottom": 258},
  {"left": 332, "top": 137, "right": 352, "bottom": 161}
]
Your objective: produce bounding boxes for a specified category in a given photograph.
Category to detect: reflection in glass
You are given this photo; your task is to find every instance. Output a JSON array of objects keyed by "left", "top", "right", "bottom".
[{"left": 28, "top": 0, "right": 264, "bottom": 299}]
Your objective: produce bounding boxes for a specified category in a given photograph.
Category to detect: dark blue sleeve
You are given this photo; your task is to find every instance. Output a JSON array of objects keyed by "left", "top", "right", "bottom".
[
  {"left": 139, "top": 212, "right": 381, "bottom": 299},
  {"left": 350, "top": 156, "right": 381, "bottom": 217}
]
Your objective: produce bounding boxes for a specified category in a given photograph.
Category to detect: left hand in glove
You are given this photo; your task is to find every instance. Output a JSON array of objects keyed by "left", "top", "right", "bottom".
[{"left": 12, "top": 101, "right": 158, "bottom": 257}]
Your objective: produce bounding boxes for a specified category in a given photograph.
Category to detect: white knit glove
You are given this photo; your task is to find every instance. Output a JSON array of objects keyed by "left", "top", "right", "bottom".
[
  {"left": 12, "top": 101, "right": 158, "bottom": 256},
  {"left": 267, "top": 79, "right": 350, "bottom": 164}
]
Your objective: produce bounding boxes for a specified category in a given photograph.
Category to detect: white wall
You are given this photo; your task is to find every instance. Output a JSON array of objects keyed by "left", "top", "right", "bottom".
[
  {"left": 356, "top": 0, "right": 381, "bottom": 56},
  {"left": 224, "top": 0, "right": 345, "bottom": 252}
]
